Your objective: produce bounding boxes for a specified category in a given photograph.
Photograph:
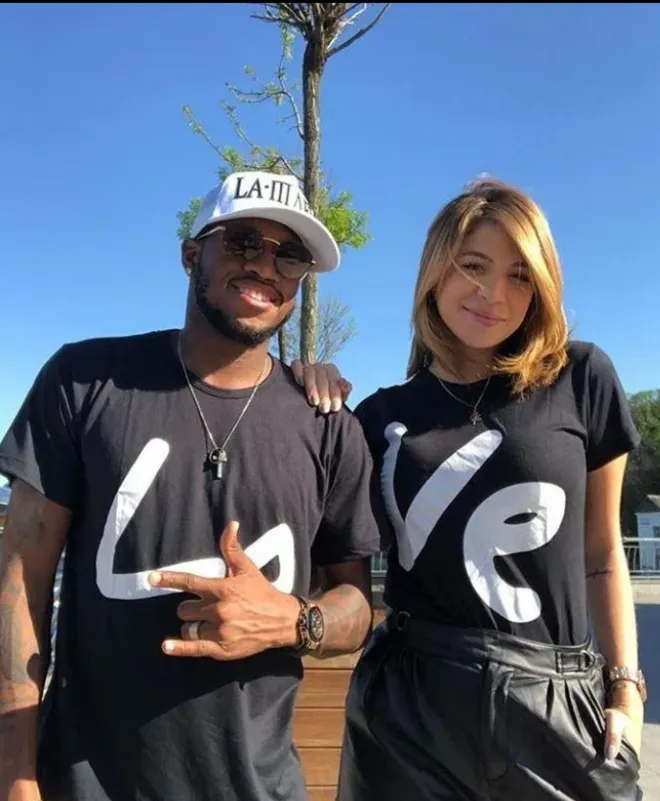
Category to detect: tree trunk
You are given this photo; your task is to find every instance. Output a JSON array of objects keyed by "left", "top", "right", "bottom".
[
  {"left": 300, "top": 40, "right": 324, "bottom": 364},
  {"left": 277, "top": 326, "right": 289, "bottom": 364}
]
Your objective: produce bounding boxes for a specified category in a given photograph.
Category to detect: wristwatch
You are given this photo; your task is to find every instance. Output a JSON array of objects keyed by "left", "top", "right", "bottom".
[
  {"left": 606, "top": 666, "right": 648, "bottom": 703},
  {"left": 292, "top": 595, "right": 325, "bottom": 654}
]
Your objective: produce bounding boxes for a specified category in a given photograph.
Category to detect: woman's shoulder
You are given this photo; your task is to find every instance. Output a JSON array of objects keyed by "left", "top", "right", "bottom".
[
  {"left": 561, "top": 339, "right": 622, "bottom": 386},
  {"left": 354, "top": 371, "right": 430, "bottom": 419}
]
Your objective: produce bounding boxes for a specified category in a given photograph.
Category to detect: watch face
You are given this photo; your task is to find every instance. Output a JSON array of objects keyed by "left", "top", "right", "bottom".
[{"left": 308, "top": 606, "right": 324, "bottom": 642}]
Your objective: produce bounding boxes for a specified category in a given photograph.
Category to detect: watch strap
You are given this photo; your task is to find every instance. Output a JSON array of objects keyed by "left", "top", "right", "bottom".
[
  {"left": 606, "top": 666, "right": 647, "bottom": 702},
  {"left": 289, "top": 595, "right": 323, "bottom": 656}
]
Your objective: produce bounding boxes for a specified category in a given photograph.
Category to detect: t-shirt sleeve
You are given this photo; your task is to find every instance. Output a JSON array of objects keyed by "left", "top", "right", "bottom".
[
  {"left": 0, "top": 346, "right": 82, "bottom": 510},
  {"left": 584, "top": 344, "right": 641, "bottom": 472},
  {"left": 310, "top": 408, "right": 389, "bottom": 567}
]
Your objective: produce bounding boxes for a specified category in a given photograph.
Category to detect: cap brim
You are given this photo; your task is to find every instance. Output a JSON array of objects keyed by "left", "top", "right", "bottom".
[{"left": 198, "top": 207, "right": 340, "bottom": 273}]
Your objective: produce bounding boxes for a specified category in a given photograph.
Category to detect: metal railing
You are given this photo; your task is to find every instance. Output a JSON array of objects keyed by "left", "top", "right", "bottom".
[
  {"left": 371, "top": 537, "right": 660, "bottom": 581},
  {"left": 623, "top": 536, "right": 660, "bottom": 578}
]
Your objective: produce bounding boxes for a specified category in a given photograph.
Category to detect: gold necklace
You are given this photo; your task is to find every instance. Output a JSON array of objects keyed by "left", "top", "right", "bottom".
[{"left": 431, "top": 364, "right": 492, "bottom": 425}]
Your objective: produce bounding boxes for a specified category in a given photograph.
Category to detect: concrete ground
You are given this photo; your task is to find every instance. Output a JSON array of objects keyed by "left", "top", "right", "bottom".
[{"left": 634, "top": 582, "right": 660, "bottom": 797}]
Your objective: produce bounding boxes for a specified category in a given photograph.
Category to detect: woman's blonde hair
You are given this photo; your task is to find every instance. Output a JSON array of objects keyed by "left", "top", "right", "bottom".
[{"left": 407, "top": 177, "right": 569, "bottom": 395}]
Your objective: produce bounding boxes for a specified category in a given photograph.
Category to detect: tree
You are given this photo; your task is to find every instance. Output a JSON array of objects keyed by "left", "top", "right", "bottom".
[
  {"left": 249, "top": 3, "right": 391, "bottom": 364},
  {"left": 622, "top": 389, "right": 660, "bottom": 535},
  {"left": 282, "top": 294, "right": 357, "bottom": 365},
  {"left": 177, "top": 4, "right": 391, "bottom": 364}
]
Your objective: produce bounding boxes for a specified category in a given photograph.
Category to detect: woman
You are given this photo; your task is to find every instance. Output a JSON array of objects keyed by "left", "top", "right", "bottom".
[{"left": 293, "top": 177, "right": 645, "bottom": 801}]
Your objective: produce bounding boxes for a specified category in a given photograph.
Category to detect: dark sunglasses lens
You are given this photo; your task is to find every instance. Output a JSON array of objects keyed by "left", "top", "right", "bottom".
[
  {"left": 275, "top": 244, "right": 313, "bottom": 278},
  {"left": 225, "top": 227, "right": 313, "bottom": 277},
  {"left": 225, "top": 230, "right": 259, "bottom": 254},
  {"left": 275, "top": 257, "right": 308, "bottom": 279}
]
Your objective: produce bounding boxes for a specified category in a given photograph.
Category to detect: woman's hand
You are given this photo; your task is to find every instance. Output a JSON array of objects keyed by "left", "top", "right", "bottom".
[
  {"left": 290, "top": 359, "right": 353, "bottom": 414},
  {"left": 604, "top": 681, "right": 644, "bottom": 761}
]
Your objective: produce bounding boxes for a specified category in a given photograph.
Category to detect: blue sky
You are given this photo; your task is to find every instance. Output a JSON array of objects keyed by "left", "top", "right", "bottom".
[{"left": 1, "top": 2, "right": 659, "bottom": 441}]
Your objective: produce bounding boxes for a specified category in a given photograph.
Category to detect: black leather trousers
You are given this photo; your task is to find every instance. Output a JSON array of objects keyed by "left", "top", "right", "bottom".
[{"left": 336, "top": 612, "right": 643, "bottom": 801}]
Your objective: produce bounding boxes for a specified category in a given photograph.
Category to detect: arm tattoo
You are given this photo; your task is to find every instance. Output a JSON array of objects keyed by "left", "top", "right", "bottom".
[
  {"left": 312, "top": 560, "right": 373, "bottom": 658},
  {"left": 0, "top": 482, "right": 54, "bottom": 706},
  {"left": 0, "top": 480, "right": 70, "bottom": 792},
  {"left": 586, "top": 567, "right": 614, "bottom": 579},
  {"left": 0, "top": 567, "right": 43, "bottom": 699},
  {"left": 6, "top": 493, "right": 47, "bottom": 548}
]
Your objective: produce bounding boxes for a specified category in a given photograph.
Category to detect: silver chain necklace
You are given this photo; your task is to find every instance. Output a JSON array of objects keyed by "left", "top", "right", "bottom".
[{"left": 176, "top": 332, "right": 269, "bottom": 480}]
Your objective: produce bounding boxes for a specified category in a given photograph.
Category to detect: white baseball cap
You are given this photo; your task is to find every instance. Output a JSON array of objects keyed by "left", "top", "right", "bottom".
[{"left": 190, "top": 170, "right": 341, "bottom": 273}]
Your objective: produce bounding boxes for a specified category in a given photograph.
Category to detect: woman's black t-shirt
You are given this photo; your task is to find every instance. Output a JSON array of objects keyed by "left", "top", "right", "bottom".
[{"left": 355, "top": 340, "right": 640, "bottom": 646}]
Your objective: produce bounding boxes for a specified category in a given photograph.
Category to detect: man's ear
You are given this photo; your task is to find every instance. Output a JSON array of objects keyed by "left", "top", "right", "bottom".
[{"left": 181, "top": 239, "right": 200, "bottom": 276}]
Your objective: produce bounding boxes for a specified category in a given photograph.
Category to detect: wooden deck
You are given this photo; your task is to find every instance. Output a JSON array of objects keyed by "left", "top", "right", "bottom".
[{"left": 293, "top": 610, "right": 386, "bottom": 800}]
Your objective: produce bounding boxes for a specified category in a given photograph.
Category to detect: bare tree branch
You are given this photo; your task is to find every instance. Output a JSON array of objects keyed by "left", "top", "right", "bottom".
[
  {"left": 327, "top": 3, "right": 392, "bottom": 59},
  {"left": 280, "top": 2, "right": 311, "bottom": 27},
  {"left": 344, "top": 3, "right": 366, "bottom": 16},
  {"left": 279, "top": 80, "right": 303, "bottom": 139},
  {"left": 275, "top": 32, "right": 304, "bottom": 139},
  {"left": 250, "top": 12, "right": 287, "bottom": 27},
  {"left": 182, "top": 105, "right": 225, "bottom": 160},
  {"left": 227, "top": 22, "right": 303, "bottom": 140},
  {"left": 249, "top": 14, "right": 279, "bottom": 24},
  {"left": 252, "top": 3, "right": 310, "bottom": 33},
  {"left": 227, "top": 88, "right": 275, "bottom": 105},
  {"left": 311, "top": 3, "right": 325, "bottom": 31},
  {"left": 281, "top": 295, "right": 357, "bottom": 365},
  {"left": 223, "top": 101, "right": 303, "bottom": 181},
  {"left": 337, "top": 3, "right": 369, "bottom": 31},
  {"left": 316, "top": 296, "right": 357, "bottom": 363}
]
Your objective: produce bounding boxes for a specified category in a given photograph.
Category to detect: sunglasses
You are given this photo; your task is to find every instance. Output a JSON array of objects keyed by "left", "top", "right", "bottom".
[{"left": 197, "top": 223, "right": 315, "bottom": 280}]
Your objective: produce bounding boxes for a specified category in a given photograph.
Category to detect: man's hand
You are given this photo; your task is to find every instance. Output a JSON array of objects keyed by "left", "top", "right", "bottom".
[
  {"left": 148, "top": 521, "right": 301, "bottom": 661},
  {"left": 290, "top": 359, "right": 352, "bottom": 414}
]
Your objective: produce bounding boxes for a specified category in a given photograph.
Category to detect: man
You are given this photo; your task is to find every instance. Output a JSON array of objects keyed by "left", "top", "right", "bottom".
[{"left": 0, "top": 170, "right": 383, "bottom": 801}]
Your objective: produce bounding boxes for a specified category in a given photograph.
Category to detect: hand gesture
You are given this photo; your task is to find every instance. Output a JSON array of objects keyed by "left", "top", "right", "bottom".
[{"left": 149, "top": 521, "right": 300, "bottom": 661}]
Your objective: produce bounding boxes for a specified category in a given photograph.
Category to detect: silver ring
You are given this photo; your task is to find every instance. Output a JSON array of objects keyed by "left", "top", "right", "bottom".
[{"left": 188, "top": 621, "right": 202, "bottom": 641}]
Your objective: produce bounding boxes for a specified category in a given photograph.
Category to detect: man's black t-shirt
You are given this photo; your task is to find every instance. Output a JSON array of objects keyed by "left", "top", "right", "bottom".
[
  {"left": 354, "top": 341, "right": 640, "bottom": 646},
  {"left": 0, "top": 329, "right": 382, "bottom": 801}
]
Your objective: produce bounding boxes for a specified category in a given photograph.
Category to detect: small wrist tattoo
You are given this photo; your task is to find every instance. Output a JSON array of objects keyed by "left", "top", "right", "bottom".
[{"left": 586, "top": 567, "right": 613, "bottom": 579}]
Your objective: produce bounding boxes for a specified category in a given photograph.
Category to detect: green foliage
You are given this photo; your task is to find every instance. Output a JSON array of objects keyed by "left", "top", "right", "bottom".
[
  {"left": 622, "top": 389, "right": 660, "bottom": 534},
  {"left": 319, "top": 187, "right": 371, "bottom": 251},
  {"left": 176, "top": 197, "right": 202, "bottom": 241}
]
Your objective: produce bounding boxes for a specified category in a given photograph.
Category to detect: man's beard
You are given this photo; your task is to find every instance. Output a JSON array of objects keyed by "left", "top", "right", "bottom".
[{"left": 192, "top": 265, "right": 293, "bottom": 347}]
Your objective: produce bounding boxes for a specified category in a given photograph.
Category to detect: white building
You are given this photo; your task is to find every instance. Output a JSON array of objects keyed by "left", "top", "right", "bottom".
[{"left": 635, "top": 494, "right": 660, "bottom": 573}]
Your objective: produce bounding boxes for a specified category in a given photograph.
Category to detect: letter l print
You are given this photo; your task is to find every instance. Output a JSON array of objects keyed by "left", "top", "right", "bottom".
[{"left": 95, "top": 438, "right": 296, "bottom": 600}]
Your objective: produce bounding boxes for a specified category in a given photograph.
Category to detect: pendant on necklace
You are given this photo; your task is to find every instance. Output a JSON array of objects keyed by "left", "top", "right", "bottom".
[
  {"left": 207, "top": 447, "right": 228, "bottom": 480},
  {"left": 470, "top": 409, "right": 482, "bottom": 425}
]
